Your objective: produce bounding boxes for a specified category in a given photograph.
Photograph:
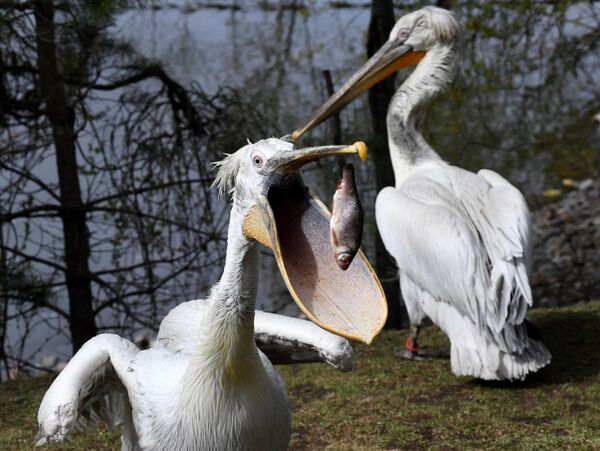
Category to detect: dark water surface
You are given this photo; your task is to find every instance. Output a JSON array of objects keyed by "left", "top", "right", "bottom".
[{"left": 6, "top": 0, "right": 599, "bottom": 369}]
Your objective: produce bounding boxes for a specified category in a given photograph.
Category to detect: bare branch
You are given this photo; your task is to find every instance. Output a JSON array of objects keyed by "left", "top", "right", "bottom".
[
  {"left": 86, "top": 178, "right": 212, "bottom": 207},
  {"left": 0, "top": 204, "right": 61, "bottom": 222},
  {"left": 0, "top": 1, "right": 33, "bottom": 11},
  {"left": 0, "top": 161, "right": 60, "bottom": 201}
]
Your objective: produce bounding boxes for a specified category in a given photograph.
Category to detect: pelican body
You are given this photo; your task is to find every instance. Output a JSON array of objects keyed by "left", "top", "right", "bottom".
[
  {"left": 294, "top": 7, "right": 550, "bottom": 380},
  {"left": 36, "top": 139, "right": 387, "bottom": 449}
]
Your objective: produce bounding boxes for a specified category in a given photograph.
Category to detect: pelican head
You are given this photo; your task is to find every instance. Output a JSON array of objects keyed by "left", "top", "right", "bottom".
[
  {"left": 293, "top": 6, "right": 460, "bottom": 139},
  {"left": 213, "top": 138, "right": 386, "bottom": 344}
]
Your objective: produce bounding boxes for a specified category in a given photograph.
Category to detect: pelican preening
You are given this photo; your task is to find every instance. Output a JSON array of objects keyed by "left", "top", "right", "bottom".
[
  {"left": 294, "top": 7, "right": 551, "bottom": 380},
  {"left": 37, "top": 139, "right": 387, "bottom": 449}
]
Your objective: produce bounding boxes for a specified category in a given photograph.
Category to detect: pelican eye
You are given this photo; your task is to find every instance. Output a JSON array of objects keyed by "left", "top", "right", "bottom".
[
  {"left": 398, "top": 29, "right": 409, "bottom": 40},
  {"left": 251, "top": 151, "right": 265, "bottom": 168}
]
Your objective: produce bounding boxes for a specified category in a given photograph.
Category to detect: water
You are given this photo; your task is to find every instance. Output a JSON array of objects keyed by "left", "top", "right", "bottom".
[
  {"left": 116, "top": 2, "right": 371, "bottom": 133},
  {"left": 3, "top": 0, "right": 599, "bottom": 373}
]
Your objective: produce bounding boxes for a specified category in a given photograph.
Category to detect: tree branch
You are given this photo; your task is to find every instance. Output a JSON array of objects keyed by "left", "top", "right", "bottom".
[
  {"left": 0, "top": 204, "right": 61, "bottom": 222},
  {"left": 86, "top": 178, "right": 212, "bottom": 207},
  {"left": 0, "top": 161, "right": 60, "bottom": 201},
  {"left": 91, "top": 206, "right": 224, "bottom": 239},
  {"left": 69, "top": 63, "right": 206, "bottom": 135},
  {"left": 0, "top": 245, "right": 67, "bottom": 273},
  {"left": 0, "top": 1, "right": 34, "bottom": 11}
]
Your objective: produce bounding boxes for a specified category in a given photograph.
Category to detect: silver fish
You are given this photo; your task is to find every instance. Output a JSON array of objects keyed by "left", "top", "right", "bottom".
[{"left": 330, "top": 163, "right": 363, "bottom": 270}]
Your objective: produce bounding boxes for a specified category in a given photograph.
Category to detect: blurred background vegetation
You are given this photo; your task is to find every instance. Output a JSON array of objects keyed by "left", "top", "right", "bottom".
[{"left": 0, "top": 0, "right": 598, "bottom": 379}]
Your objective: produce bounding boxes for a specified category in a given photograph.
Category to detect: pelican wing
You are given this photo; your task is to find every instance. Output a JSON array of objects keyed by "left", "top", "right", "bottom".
[
  {"left": 157, "top": 299, "right": 354, "bottom": 371},
  {"left": 253, "top": 310, "right": 354, "bottom": 371},
  {"left": 376, "top": 163, "right": 533, "bottom": 347},
  {"left": 37, "top": 335, "right": 139, "bottom": 447},
  {"left": 461, "top": 168, "right": 533, "bottom": 327}
]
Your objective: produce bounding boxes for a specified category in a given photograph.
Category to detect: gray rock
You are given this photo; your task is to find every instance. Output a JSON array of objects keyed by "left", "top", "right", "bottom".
[{"left": 532, "top": 178, "right": 600, "bottom": 308}]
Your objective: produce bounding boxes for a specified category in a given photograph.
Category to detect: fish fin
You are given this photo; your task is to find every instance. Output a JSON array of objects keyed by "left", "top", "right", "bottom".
[{"left": 330, "top": 217, "right": 339, "bottom": 250}]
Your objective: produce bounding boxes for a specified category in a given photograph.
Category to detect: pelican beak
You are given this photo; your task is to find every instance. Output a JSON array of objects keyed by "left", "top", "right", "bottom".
[
  {"left": 266, "top": 141, "right": 368, "bottom": 172},
  {"left": 292, "top": 42, "right": 425, "bottom": 140},
  {"left": 243, "top": 142, "right": 387, "bottom": 344}
]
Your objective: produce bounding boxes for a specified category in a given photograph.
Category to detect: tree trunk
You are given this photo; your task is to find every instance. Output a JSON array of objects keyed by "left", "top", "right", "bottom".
[
  {"left": 34, "top": 0, "right": 97, "bottom": 352},
  {"left": 367, "top": 0, "right": 406, "bottom": 328},
  {"left": 322, "top": 70, "right": 342, "bottom": 146}
]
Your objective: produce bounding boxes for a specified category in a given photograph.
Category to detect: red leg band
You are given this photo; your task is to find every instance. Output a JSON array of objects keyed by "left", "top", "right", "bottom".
[{"left": 406, "top": 337, "right": 419, "bottom": 353}]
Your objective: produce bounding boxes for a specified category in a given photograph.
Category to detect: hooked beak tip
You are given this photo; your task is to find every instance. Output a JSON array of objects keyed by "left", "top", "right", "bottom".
[{"left": 354, "top": 141, "right": 368, "bottom": 161}]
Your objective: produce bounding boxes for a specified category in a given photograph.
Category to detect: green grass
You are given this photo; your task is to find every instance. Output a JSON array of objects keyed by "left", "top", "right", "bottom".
[{"left": 2, "top": 302, "right": 599, "bottom": 450}]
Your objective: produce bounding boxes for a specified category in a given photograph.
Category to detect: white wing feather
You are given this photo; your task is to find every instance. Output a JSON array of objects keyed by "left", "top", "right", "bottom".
[
  {"left": 376, "top": 183, "right": 489, "bottom": 329},
  {"left": 376, "top": 162, "right": 535, "bottom": 351},
  {"left": 37, "top": 334, "right": 139, "bottom": 447}
]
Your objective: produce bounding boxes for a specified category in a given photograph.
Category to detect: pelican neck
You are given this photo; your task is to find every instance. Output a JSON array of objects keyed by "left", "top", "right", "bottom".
[{"left": 386, "top": 43, "right": 456, "bottom": 186}]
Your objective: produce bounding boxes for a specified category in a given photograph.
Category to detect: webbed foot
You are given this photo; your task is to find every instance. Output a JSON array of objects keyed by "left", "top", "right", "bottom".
[
  {"left": 394, "top": 336, "right": 449, "bottom": 360},
  {"left": 394, "top": 348, "right": 433, "bottom": 361}
]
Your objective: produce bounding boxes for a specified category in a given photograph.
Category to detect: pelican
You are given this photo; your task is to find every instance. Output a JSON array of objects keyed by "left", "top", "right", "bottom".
[
  {"left": 293, "top": 7, "right": 551, "bottom": 380},
  {"left": 36, "top": 138, "right": 387, "bottom": 449}
]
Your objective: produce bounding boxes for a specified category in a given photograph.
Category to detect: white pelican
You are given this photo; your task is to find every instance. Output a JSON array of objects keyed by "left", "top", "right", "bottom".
[
  {"left": 36, "top": 138, "right": 387, "bottom": 449},
  {"left": 293, "top": 7, "right": 551, "bottom": 381}
]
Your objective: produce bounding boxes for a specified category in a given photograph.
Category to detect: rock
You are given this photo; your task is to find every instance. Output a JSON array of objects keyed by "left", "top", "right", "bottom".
[
  {"left": 7, "top": 367, "right": 29, "bottom": 380},
  {"left": 532, "top": 178, "right": 600, "bottom": 308},
  {"left": 41, "top": 354, "right": 59, "bottom": 369},
  {"left": 578, "top": 179, "right": 594, "bottom": 191},
  {"left": 40, "top": 354, "right": 67, "bottom": 373}
]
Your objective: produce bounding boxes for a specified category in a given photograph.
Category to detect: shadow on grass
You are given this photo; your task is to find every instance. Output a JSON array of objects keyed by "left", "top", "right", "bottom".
[{"left": 473, "top": 308, "right": 600, "bottom": 388}]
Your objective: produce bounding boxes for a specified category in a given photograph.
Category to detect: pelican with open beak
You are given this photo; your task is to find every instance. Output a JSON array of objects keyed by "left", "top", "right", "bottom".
[
  {"left": 238, "top": 139, "right": 383, "bottom": 343},
  {"left": 37, "top": 137, "right": 386, "bottom": 450}
]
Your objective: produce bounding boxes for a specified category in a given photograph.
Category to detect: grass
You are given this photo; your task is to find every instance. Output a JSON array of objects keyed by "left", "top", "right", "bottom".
[{"left": 1, "top": 301, "right": 599, "bottom": 450}]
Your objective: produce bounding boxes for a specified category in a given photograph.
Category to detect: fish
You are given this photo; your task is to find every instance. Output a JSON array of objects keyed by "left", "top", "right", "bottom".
[{"left": 330, "top": 163, "right": 364, "bottom": 270}]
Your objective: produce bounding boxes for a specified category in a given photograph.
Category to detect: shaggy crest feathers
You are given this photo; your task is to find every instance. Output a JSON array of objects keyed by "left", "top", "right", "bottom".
[
  {"left": 211, "top": 151, "right": 244, "bottom": 199},
  {"left": 418, "top": 6, "right": 461, "bottom": 42},
  {"left": 211, "top": 138, "right": 296, "bottom": 199}
]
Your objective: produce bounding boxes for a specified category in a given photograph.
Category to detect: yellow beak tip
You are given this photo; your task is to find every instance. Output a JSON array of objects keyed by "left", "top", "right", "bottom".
[
  {"left": 291, "top": 130, "right": 302, "bottom": 141},
  {"left": 354, "top": 141, "right": 368, "bottom": 161}
]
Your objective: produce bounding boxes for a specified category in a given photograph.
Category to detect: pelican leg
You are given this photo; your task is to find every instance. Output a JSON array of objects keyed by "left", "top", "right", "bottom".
[
  {"left": 396, "top": 325, "right": 452, "bottom": 360},
  {"left": 407, "top": 325, "right": 420, "bottom": 354},
  {"left": 395, "top": 325, "right": 431, "bottom": 361}
]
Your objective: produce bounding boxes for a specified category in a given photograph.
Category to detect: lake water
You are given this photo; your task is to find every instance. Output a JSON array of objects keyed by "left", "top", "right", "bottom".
[{"left": 4, "top": 0, "right": 599, "bottom": 372}]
